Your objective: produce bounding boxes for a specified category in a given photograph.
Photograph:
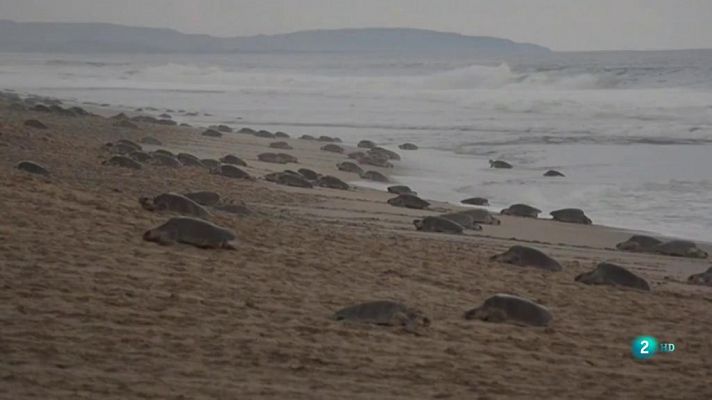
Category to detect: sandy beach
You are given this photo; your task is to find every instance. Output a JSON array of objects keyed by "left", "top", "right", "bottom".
[{"left": 1, "top": 97, "right": 711, "bottom": 399}]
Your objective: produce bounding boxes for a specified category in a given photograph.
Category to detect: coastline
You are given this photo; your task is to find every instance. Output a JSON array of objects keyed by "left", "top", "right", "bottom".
[
  {"left": 1, "top": 93, "right": 711, "bottom": 399},
  {"left": 88, "top": 100, "right": 710, "bottom": 247}
]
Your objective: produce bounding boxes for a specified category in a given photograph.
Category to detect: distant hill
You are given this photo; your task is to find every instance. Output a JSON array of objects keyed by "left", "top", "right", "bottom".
[{"left": 0, "top": 19, "right": 551, "bottom": 55}]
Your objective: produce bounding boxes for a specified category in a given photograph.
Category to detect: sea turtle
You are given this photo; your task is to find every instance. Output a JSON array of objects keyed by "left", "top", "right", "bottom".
[
  {"left": 270, "top": 141, "right": 293, "bottom": 150},
  {"left": 111, "top": 112, "right": 129, "bottom": 120},
  {"left": 369, "top": 147, "right": 401, "bottom": 161},
  {"left": 398, "top": 143, "right": 418, "bottom": 150},
  {"left": 359, "top": 155, "right": 394, "bottom": 168},
  {"left": 156, "top": 119, "right": 176, "bottom": 126},
  {"left": 69, "top": 106, "right": 89, "bottom": 116},
  {"left": 456, "top": 209, "right": 500, "bottom": 225},
  {"left": 143, "top": 217, "right": 237, "bottom": 249},
  {"left": 687, "top": 267, "right": 712, "bottom": 287},
  {"left": 115, "top": 139, "right": 142, "bottom": 151},
  {"left": 358, "top": 140, "right": 376, "bottom": 149},
  {"left": 31, "top": 104, "right": 51, "bottom": 112},
  {"left": 254, "top": 130, "right": 275, "bottom": 138},
  {"left": 544, "top": 170, "right": 565, "bottom": 177},
  {"left": 298, "top": 168, "right": 320, "bottom": 181},
  {"left": 575, "top": 262, "right": 650, "bottom": 291},
  {"left": 461, "top": 197, "right": 489, "bottom": 206},
  {"left": 202, "top": 129, "right": 222, "bottom": 137},
  {"left": 140, "top": 136, "right": 162, "bottom": 146},
  {"left": 501, "top": 204, "right": 541, "bottom": 218},
  {"left": 332, "top": 300, "right": 429, "bottom": 333},
  {"left": 177, "top": 153, "right": 205, "bottom": 167},
  {"left": 103, "top": 155, "right": 142, "bottom": 170},
  {"left": 192, "top": 158, "right": 217, "bottom": 169},
  {"left": 490, "top": 245, "right": 563, "bottom": 271},
  {"left": 274, "top": 131, "right": 290, "bottom": 138},
  {"left": 348, "top": 151, "right": 367, "bottom": 160},
  {"left": 16, "top": 161, "right": 49, "bottom": 176},
  {"left": 550, "top": 208, "right": 592, "bottom": 224},
  {"left": 388, "top": 185, "right": 416, "bottom": 195},
  {"left": 49, "top": 105, "right": 76, "bottom": 116},
  {"left": 318, "top": 135, "right": 337, "bottom": 142},
  {"left": 361, "top": 170, "right": 390, "bottom": 183},
  {"left": 129, "top": 151, "right": 152, "bottom": 163},
  {"left": 258, "top": 153, "right": 290, "bottom": 164},
  {"left": 653, "top": 240, "right": 708, "bottom": 259},
  {"left": 239, "top": 127, "right": 256, "bottom": 134},
  {"left": 437, "top": 213, "right": 483, "bottom": 231},
  {"left": 183, "top": 191, "right": 221, "bottom": 206},
  {"left": 220, "top": 154, "right": 248, "bottom": 167},
  {"left": 615, "top": 235, "right": 663, "bottom": 252},
  {"left": 387, "top": 194, "right": 430, "bottom": 210},
  {"left": 214, "top": 124, "right": 232, "bottom": 133},
  {"left": 107, "top": 142, "right": 140, "bottom": 155},
  {"left": 116, "top": 139, "right": 141, "bottom": 151},
  {"left": 212, "top": 164, "right": 251, "bottom": 180},
  {"left": 413, "top": 216, "right": 464, "bottom": 234},
  {"left": 131, "top": 115, "right": 160, "bottom": 124},
  {"left": 62, "top": 105, "right": 82, "bottom": 115},
  {"left": 139, "top": 192, "right": 210, "bottom": 219},
  {"left": 360, "top": 149, "right": 389, "bottom": 161},
  {"left": 46, "top": 105, "right": 66, "bottom": 115},
  {"left": 317, "top": 175, "right": 350, "bottom": 190},
  {"left": 149, "top": 153, "right": 182, "bottom": 168},
  {"left": 46, "top": 104, "right": 65, "bottom": 114},
  {"left": 277, "top": 153, "right": 298, "bottom": 163},
  {"left": 264, "top": 172, "right": 313, "bottom": 188},
  {"left": 464, "top": 294, "right": 552, "bottom": 327},
  {"left": 150, "top": 149, "right": 174, "bottom": 157},
  {"left": 489, "top": 160, "right": 513, "bottom": 169},
  {"left": 363, "top": 152, "right": 388, "bottom": 163},
  {"left": 300, "top": 134, "right": 316, "bottom": 140},
  {"left": 24, "top": 119, "right": 48, "bottom": 129},
  {"left": 446, "top": 208, "right": 500, "bottom": 225},
  {"left": 337, "top": 161, "right": 364, "bottom": 174},
  {"left": 321, "top": 144, "right": 344, "bottom": 153},
  {"left": 158, "top": 113, "right": 172, "bottom": 119}
]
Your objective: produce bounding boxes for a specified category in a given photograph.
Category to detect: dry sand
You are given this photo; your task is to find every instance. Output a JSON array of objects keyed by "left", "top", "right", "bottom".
[{"left": 1, "top": 99, "right": 711, "bottom": 399}]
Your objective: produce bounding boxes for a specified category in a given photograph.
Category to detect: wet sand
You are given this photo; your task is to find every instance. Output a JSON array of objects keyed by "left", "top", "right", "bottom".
[{"left": 1, "top": 98, "right": 711, "bottom": 399}]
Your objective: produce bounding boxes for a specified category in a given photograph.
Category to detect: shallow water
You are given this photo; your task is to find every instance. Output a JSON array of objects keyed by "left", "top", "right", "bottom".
[{"left": 2, "top": 50, "right": 711, "bottom": 240}]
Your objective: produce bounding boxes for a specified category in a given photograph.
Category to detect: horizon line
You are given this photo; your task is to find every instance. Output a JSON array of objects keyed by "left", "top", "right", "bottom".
[{"left": 2, "top": 18, "right": 711, "bottom": 53}]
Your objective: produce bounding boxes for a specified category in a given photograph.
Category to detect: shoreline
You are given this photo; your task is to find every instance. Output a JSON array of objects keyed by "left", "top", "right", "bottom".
[
  {"left": 47, "top": 93, "right": 707, "bottom": 244},
  {"left": 10, "top": 89, "right": 712, "bottom": 252},
  {"left": 68, "top": 93, "right": 708, "bottom": 245},
  {"left": 2, "top": 91, "right": 712, "bottom": 399},
  {"left": 8, "top": 89, "right": 712, "bottom": 255}
]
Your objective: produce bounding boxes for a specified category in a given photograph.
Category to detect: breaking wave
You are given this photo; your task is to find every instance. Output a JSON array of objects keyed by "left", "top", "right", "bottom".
[
  {"left": 126, "top": 62, "right": 619, "bottom": 92},
  {"left": 418, "top": 63, "right": 617, "bottom": 90}
]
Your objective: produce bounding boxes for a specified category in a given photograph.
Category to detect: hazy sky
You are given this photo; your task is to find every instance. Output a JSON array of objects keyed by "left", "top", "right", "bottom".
[{"left": 1, "top": 0, "right": 711, "bottom": 51}]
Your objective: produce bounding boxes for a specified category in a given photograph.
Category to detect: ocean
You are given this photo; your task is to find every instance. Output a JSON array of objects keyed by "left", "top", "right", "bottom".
[{"left": 2, "top": 50, "right": 711, "bottom": 240}]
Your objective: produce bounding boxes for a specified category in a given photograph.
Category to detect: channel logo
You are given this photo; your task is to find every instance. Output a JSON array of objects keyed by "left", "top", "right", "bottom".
[{"left": 631, "top": 336, "right": 676, "bottom": 360}]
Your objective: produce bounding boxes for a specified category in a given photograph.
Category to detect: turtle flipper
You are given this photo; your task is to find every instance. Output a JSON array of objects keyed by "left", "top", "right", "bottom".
[
  {"left": 393, "top": 312, "right": 422, "bottom": 335},
  {"left": 139, "top": 197, "right": 156, "bottom": 211}
]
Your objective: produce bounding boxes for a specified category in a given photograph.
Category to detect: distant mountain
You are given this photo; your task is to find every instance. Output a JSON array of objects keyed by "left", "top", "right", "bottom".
[{"left": 0, "top": 19, "right": 551, "bottom": 55}]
